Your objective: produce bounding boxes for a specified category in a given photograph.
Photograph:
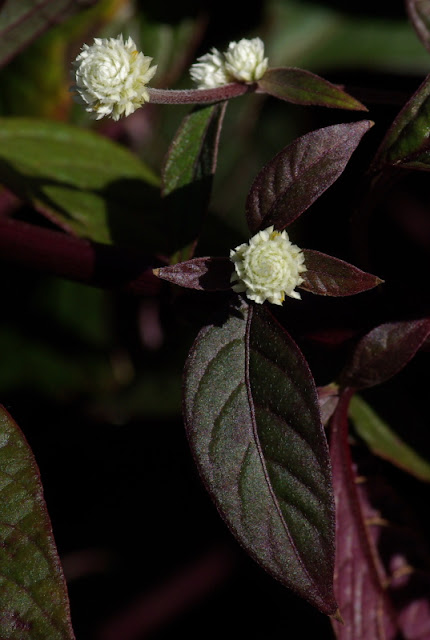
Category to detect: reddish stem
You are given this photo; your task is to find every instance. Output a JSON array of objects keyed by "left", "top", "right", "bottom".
[{"left": 0, "top": 218, "right": 161, "bottom": 295}]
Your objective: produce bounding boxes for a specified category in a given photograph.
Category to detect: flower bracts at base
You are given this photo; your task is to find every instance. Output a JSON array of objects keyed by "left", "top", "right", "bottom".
[
  {"left": 230, "top": 226, "right": 306, "bottom": 305},
  {"left": 72, "top": 35, "right": 157, "bottom": 120},
  {"left": 190, "top": 38, "right": 268, "bottom": 89}
]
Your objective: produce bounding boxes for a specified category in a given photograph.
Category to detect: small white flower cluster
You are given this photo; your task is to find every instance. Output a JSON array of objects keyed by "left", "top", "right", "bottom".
[
  {"left": 190, "top": 38, "right": 268, "bottom": 89},
  {"left": 72, "top": 35, "right": 157, "bottom": 121},
  {"left": 230, "top": 226, "right": 306, "bottom": 305}
]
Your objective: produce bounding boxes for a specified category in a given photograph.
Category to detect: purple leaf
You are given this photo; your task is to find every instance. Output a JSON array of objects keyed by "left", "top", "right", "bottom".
[
  {"left": 246, "top": 121, "right": 373, "bottom": 233},
  {"left": 406, "top": 0, "right": 430, "bottom": 54},
  {"left": 300, "top": 249, "right": 383, "bottom": 296},
  {"left": 330, "top": 391, "right": 399, "bottom": 639},
  {"left": 341, "top": 319, "right": 430, "bottom": 390},
  {"left": 183, "top": 302, "right": 337, "bottom": 615},
  {"left": 257, "top": 67, "right": 367, "bottom": 111},
  {"left": 154, "top": 257, "right": 233, "bottom": 291}
]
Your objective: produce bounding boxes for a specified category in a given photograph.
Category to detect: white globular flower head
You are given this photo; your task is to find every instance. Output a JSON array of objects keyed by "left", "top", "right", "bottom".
[
  {"left": 230, "top": 226, "right": 306, "bottom": 305},
  {"left": 189, "top": 37, "right": 268, "bottom": 89},
  {"left": 72, "top": 34, "right": 157, "bottom": 121}
]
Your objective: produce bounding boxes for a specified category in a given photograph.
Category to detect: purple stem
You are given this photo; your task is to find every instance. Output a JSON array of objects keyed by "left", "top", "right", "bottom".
[
  {"left": 0, "top": 218, "right": 161, "bottom": 295},
  {"left": 148, "top": 83, "right": 254, "bottom": 104}
]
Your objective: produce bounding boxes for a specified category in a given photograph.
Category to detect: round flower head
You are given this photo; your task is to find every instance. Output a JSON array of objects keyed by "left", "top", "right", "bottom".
[
  {"left": 72, "top": 35, "right": 157, "bottom": 120},
  {"left": 190, "top": 37, "right": 268, "bottom": 88},
  {"left": 230, "top": 226, "right": 306, "bottom": 305}
]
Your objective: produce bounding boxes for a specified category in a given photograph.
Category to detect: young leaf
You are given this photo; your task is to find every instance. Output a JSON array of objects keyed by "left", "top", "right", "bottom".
[
  {"left": 0, "top": 117, "right": 160, "bottom": 249},
  {"left": 349, "top": 394, "right": 430, "bottom": 482},
  {"left": 330, "top": 391, "right": 399, "bottom": 639},
  {"left": 341, "top": 319, "right": 430, "bottom": 390},
  {"left": 371, "top": 74, "right": 430, "bottom": 171},
  {"left": 246, "top": 121, "right": 373, "bottom": 233},
  {"left": 257, "top": 67, "right": 367, "bottom": 111},
  {"left": 406, "top": 0, "right": 430, "bottom": 54},
  {"left": 161, "top": 102, "right": 227, "bottom": 261},
  {"left": 183, "top": 302, "right": 337, "bottom": 615},
  {"left": 0, "top": 0, "right": 94, "bottom": 67},
  {"left": 300, "top": 249, "right": 383, "bottom": 296},
  {"left": 154, "top": 257, "right": 233, "bottom": 291},
  {"left": 0, "top": 406, "right": 75, "bottom": 639}
]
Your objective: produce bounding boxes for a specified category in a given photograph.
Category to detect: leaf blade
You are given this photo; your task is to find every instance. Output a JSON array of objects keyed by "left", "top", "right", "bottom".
[
  {"left": 154, "top": 257, "right": 233, "bottom": 290},
  {"left": 406, "top": 0, "right": 430, "bottom": 54},
  {"left": 246, "top": 120, "right": 373, "bottom": 233}
]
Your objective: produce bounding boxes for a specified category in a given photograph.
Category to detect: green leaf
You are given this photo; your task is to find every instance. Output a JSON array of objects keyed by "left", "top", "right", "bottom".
[
  {"left": 183, "top": 302, "right": 337, "bottom": 615},
  {"left": 0, "top": 0, "right": 94, "bottom": 67},
  {"left": 257, "top": 67, "right": 367, "bottom": 111},
  {"left": 349, "top": 394, "right": 430, "bottom": 482},
  {"left": 371, "top": 74, "right": 430, "bottom": 171},
  {"left": 161, "top": 102, "right": 227, "bottom": 261},
  {"left": 0, "top": 117, "right": 161, "bottom": 248},
  {"left": 0, "top": 406, "right": 75, "bottom": 639},
  {"left": 246, "top": 121, "right": 373, "bottom": 233},
  {"left": 406, "top": 0, "right": 430, "bottom": 54}
]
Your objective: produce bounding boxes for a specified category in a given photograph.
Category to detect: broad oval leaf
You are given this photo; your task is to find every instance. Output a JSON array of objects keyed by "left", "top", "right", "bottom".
[
  {"left": 0, "top": 405, "right": 75, "bottom": 639},
  {"left": 406, "top": 0, "right": 430, "bottom": 54},
  {"left": 0, "top": 0, "right": 94, "bottom": 68},
  {"left": 0, "top": 117, "right": 160, "bottom": 248},
  {"left": 183, "top": 302, "right": 337, "bottom": 615},
  {"left": 246, "top": 120, "right": 373, "bottom": 233},
  {"left": 154, "top": 257, "right": 233, "bottom": 290},
  {"left": 371, "top": 74, "right": 430, "bottom": 171},
  {"left": 349, "top": 394, "right": 430, "bottom": 482},
  {"left": 162, "top": 102, "right": 227, "bottom": 261},
  {"left": 300, "top": 249, "right": 383, "bottom": 296},
  {"left": 257, "top": 67, "right": 367, "bottom": 111},
  {"left": 341, "top": 319, "right": 430, "bottom": 390}
]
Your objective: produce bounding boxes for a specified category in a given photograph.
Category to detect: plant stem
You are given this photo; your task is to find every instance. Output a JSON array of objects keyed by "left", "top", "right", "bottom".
[
  {"left": 148, "top": 83, "right": 254, "bottom": 104},
  {"left": 0, "top": 218, "right": 161, "bottom": 295}
]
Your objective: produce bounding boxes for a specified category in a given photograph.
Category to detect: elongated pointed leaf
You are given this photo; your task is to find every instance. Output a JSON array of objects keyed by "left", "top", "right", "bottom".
[
  {"left": 0, "top": 406, "right": 75, "bottom": 639},
  {"left": 371, "top": 74, "right": 430, "bottom": 171},
  {"left": 257, "top": 67, "right": 367, "bottom": 111},
  {"left": 341, "top": 319, "right": 430, "bottom": 389},
  {"left": 330, "top": 391, "right": 399, "bottom": 639},
  {"left": 349, "top": 394, "right": 430, "bottom": 482},
  {"left": 246, "top": 121, "right": 373, "bottom": 233},
  {"left": 162, "top": 102, "right": 227, "bottom": 261},
  {"left": 406, "top": 0, "right": 430, "bottom": 54},
  {"left": 184, "top": 302, "right": 337, "bottom": 614},
  {"left": 154, "top": 257, "right": 233, "bottom": 290},
  {"left": 300, "top": 249, "right": 383, "bottom": 296},
  {"left": 0, "top": 118, "right": 160, "bottom": 248},
  {"left": 0, "top": 0, "right": 94, "bottom": 68}
]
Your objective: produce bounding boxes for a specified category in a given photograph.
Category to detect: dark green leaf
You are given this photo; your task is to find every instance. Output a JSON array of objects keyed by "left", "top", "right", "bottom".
[
  {"left": 371, "top": 74, "right": 430, "bottom": 171},
  {"left": 0, "top": 406, "right": 75, "bottom": 639},
  {"left": 300, "top": 249, "right": 383, "bottom": 296},
  {"left": 0, "top": 0, "right": 94, "bottom": 67},
  {"left": 246, "top": 121, "right": 373, "bottom": 233},
  {"left": 183, "top": 302, "right": 337, "bottom": 614},
  {"left": 406, "top": 0, "right": 430, "bottom": 54},
  {"left": 162, "top": 102, "right": 227, "bottom": 261},
  {"left": 349, "top": 394, "right": 430, "bottom": 482},
  {"left": 0, "top": 118, "right": 161, "bottom": 248},
  {"left": 154, "top": 257, "right": 233, "bottom": 290},
  {"left": 257, "top": 67, "right": 367, "bottom": 111},
  {"left": 341, "top": 319, "right": 430, "bottom": 389}
]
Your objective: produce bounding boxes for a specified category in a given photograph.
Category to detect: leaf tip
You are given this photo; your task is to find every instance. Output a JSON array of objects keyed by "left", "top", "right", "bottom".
[
  {"left": 152, "top": 267, "right": 160, "bottom": 278},
  {"left": 331, "top": 608, "right": 344, "bottom": 624}
]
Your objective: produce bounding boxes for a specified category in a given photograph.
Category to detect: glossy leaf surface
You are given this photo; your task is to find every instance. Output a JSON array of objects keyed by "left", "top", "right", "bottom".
[
  {"left": 162, "top": 102, "right": 227, "bottom": 261},
  {"left": 0, "top": 0, "right": 93, "bottom": 67},
  {"left": 246, "top": 121, "right": 373, "bottom": 233},
  {"left": 0, "top": 118, "right": 160, "bottom": 247},
  {"left": 371, "top": 74, "right": 430, "bottom": 171},
  {"left": 300, "top": 250, "right": 383, "bottom": 296},
  {"left": 341, "top": 319, "right": 430, "bottom": 390},
  {"left": 330, "top": 391, "right": 399, "bottom": 639},
  {"left": 184, "top": 302, "right": 337, "bottom": 614},
  {"left": 0, "top": 406, "right": 75, "bottom": 639},
  {"left": 349, "top": 394, "right": 430, "bottom": 482},
  {"left": 154, "top": 257, "right": 233, "bottom": 290},
  {"left": 406, "top": 0, "right": 430, "bottom": 53},
  {"left": 257, "top": 67, "right": 367, "bottom": 111}
]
